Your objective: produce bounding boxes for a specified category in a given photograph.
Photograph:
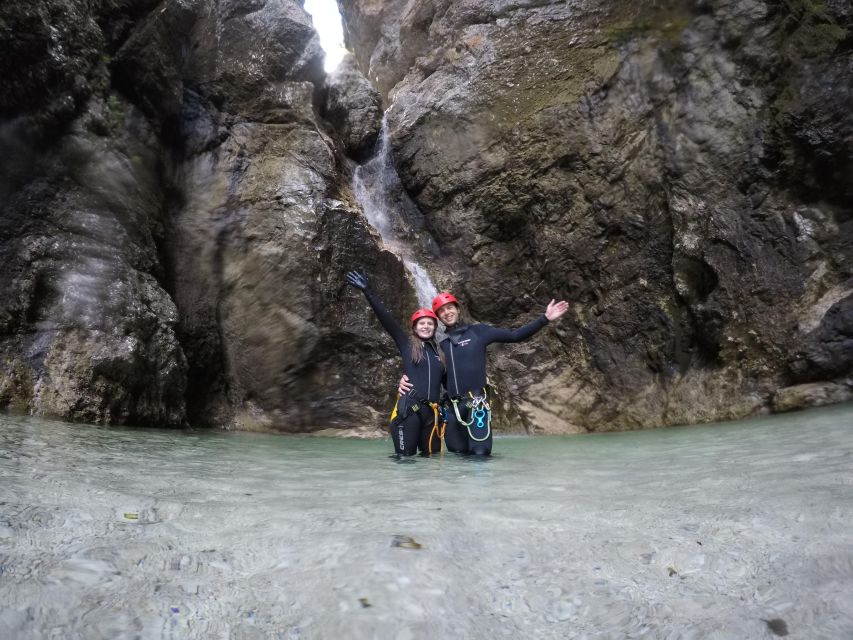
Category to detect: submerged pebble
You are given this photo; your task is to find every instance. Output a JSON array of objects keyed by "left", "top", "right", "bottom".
[
  {"left": 762, "top": 618, "right": 789, "bottom": 636},
  {"left": 391, "top": 535, "right": 422, "bottom": 550}
]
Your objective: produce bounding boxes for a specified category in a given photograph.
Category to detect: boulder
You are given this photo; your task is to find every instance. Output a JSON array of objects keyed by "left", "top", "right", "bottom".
[
  {"left": 323, "top": 54, "right": 383, "bottom": 159},
  {"left": 773, "top": 381, "right": 853, "bottom": 413}
]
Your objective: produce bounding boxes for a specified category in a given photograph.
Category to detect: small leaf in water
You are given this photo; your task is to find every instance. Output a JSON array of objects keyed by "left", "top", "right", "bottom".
[
  {"left": 762, "top": 618, "right": 789, "bottom": 636},
  {"left": 359, "top": 597, "right": 372, "bottom": 608},
  {"left": 392, "top": 535, "right": 423, "bottom": 549}
]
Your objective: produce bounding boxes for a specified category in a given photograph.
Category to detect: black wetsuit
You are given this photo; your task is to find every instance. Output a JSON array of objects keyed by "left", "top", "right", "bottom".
[
  {"left": 362, "top": 289, "right": 444, "bottom": 455},
  {"left": 441, "top": 317, "right": 548, "bottom": 456}
]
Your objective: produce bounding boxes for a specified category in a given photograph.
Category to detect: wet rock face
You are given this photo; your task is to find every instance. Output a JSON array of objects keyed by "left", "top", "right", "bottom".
[
  {"left": 167, "top": 102, "right": 410, "bottom": 430},
  {"left": 147, "top": 1, "right": 410, "bottom": 430},
  {"left": 323, "top": 54, "right": 383, "bottom": 160},
  {"left": 2, "top": 0, "right": 849, "bottom": 434},
  {"left": 0, "top": 1, "right": 105, "bottom": 134},
  {"left": 0, "top": 0, "right": 413, "bottom": 429},
  {"left": 0, "top": 96, "right": 187, "bottom": 425},
  {"left": 338, "top": 0, "right": 853, "bottom": 430}
]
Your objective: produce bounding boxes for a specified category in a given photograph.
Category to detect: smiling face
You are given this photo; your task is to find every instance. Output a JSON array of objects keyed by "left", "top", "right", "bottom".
[
  {"left": 414, "top": 317, "right": 436, "bottom": 339},
  {"left": 436, "top": 303, "right": 459, "bottom": 327}
]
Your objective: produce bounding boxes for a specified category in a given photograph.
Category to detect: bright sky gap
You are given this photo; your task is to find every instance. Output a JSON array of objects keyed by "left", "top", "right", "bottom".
[{"left": 304, "top": 0, "right": 347, "bottom": 72}]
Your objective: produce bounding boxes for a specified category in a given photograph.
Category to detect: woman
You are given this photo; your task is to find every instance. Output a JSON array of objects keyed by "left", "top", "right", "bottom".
[
  {"left": 346, "top": 271, "right": 446, "bottom": 456},
  {"left": 400, "top": 291, "right": 570, "bottom": 456}
]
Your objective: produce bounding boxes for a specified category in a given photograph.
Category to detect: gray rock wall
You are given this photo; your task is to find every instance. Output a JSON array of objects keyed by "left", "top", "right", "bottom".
[
  {"left": 1, "top": 95, "right": 186, "bottom": 424},
  {"left": 0, "top": 0, "right": 411, "bottom": 430},
  {"left": 324, "top": 53, "right": 383, "bottom": 159},
  {"left": 338, "top": 0, "right": 853, "bottom": 431},
  {"left": 1, "top": 0, "right": 849, "bottom": 433}
]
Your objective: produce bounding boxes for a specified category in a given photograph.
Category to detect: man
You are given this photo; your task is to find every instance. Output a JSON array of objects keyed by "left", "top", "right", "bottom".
[{"left": 399, "top": 291, "right": 569, "bottom": 455}]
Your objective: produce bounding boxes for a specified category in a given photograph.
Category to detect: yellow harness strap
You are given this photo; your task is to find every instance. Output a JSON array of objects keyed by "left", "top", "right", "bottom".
[
  {"left": 427, "top": 402, "right": 445, "bottom": 455},
  {"left": 390, "top": 396, "right": 445, "bottom": 455},
  {"left": 389, "top": 394, "right": 400, "bottom": 425}
]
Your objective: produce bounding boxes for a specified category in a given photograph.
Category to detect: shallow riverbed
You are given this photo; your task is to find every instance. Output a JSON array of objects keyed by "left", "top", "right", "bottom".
[{"left": 1, "top": 404, "right": 852, "bottom": 639}]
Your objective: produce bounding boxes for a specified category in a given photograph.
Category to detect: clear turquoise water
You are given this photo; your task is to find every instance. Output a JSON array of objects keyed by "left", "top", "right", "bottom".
[{"left": 1, "top": 404, "right": 852, "bottom": 639}]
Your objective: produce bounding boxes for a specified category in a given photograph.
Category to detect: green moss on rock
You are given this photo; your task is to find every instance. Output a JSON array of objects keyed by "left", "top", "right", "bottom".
[{"left": 0, "top": 360, "right": 35, "bottom": 413}]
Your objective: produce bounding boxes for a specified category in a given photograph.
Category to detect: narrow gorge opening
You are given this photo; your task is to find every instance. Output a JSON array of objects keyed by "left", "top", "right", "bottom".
[
  {"left": 306, "top": 0, "right": 444, "bottom": 310},
  {"left": 303, "top": 0, "right": 347, "bottom": 72}
]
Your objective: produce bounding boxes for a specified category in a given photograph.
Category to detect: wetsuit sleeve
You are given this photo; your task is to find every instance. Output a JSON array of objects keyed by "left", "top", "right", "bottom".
[
  {"left": 479, "top": 315, "right": 549, "bottom": 345},
  {"left": 362, "top": 288, "right": 408, "bottom": 349}
]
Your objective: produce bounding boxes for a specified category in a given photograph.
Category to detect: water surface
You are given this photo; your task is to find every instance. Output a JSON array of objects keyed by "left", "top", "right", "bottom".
[{"left": 1, "top": 404, "right": 852, "bottom": 639}]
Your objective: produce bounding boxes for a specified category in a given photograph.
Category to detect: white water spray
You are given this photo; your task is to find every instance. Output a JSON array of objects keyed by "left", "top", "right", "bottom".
[
  {"left": 353, "top": 116, "right": 441, "bottom": 309},
  {"left": 302, "top": 2, "right": 440, "bottom": 307}
]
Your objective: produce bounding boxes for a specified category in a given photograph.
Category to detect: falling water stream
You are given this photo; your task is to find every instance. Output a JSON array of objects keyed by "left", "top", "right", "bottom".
[
  {"left": 353, "top": 116, "right": 442, "bottom": 309},
  {"left": 2, "top": 404, "right": 852, "bottom": 639}
]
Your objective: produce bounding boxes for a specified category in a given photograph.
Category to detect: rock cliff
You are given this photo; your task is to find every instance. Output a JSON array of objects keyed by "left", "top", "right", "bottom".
[
  {"left": 338, "top": 0, "right": 852, "bottom": 431},
  {"left": 0, "top": 0, "right": 850, "bottom": 433},
  {"left": 0, "top": 0, "right": 409, "bottom": 430}
]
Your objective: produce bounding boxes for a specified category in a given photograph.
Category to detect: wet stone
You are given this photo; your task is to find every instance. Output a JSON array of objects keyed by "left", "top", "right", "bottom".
[{"left": 391, "top": 535, "right": 423, "bottom": 550}]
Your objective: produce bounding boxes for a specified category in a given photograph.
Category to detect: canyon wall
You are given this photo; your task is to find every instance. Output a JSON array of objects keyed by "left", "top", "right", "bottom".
[
  {"left": 0, "top": 0, "right": 406, "bottom": 431},
  {"left": 339, "top": 0, "right": 852, "bottom": 431},
  {"left": 0, "top": 0, "right": 850, "bottom": 433}
]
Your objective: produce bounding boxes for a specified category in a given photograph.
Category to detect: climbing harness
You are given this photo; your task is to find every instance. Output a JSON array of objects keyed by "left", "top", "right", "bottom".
[
  {"left": 389, "top": 394, "right": 446, "bottom": 455},
  {"left": 426, "top": 401, "right": 445, "bottom": 455},
  {"left": 450, "top": 390, "right": 492, "bottom": 442}
]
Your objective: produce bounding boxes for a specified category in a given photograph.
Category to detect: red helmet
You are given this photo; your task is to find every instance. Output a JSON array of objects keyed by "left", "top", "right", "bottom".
[
  {"left": 410, "top": 308, "right": 438, "bottom": 326},
  {"left": 431, "top": 292, "right": 458, "bottom": 314}
]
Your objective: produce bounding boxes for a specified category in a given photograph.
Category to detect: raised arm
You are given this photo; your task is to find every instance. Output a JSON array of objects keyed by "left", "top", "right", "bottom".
[
  {"left": 481, "top": 299, "right": 570, "bottom": 344},
  {"left": 346, "top": 271, "right": 408, "bottom": 348}
]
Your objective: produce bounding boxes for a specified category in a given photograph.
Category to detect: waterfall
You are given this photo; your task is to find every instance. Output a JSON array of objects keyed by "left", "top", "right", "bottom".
[{"left": 353, "top": 115, "right": 441, "bottom": 309}]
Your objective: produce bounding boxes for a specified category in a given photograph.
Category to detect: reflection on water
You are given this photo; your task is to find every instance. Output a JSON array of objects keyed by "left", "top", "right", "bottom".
[{"left": 1, "top": 405, "right": 852, "bottom": 639}]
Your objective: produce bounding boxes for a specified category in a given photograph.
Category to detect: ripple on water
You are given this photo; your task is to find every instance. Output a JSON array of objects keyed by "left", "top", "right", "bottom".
[{"left": 1, "top": 406, "right": 853, "bottom": 638}]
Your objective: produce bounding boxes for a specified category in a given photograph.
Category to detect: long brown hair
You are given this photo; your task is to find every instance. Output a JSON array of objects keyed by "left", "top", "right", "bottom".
[{"left": 409, "top": 332, "right": 446, "bottom": 368}]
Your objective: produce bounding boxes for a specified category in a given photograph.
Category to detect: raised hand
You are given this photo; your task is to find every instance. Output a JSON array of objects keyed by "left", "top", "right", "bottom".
[
  {"left": 346, "top": 270, "right": 369, "bottom": 291},
  {"left": 545, "top": 299, "right": 570, "bottom": 321}
]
